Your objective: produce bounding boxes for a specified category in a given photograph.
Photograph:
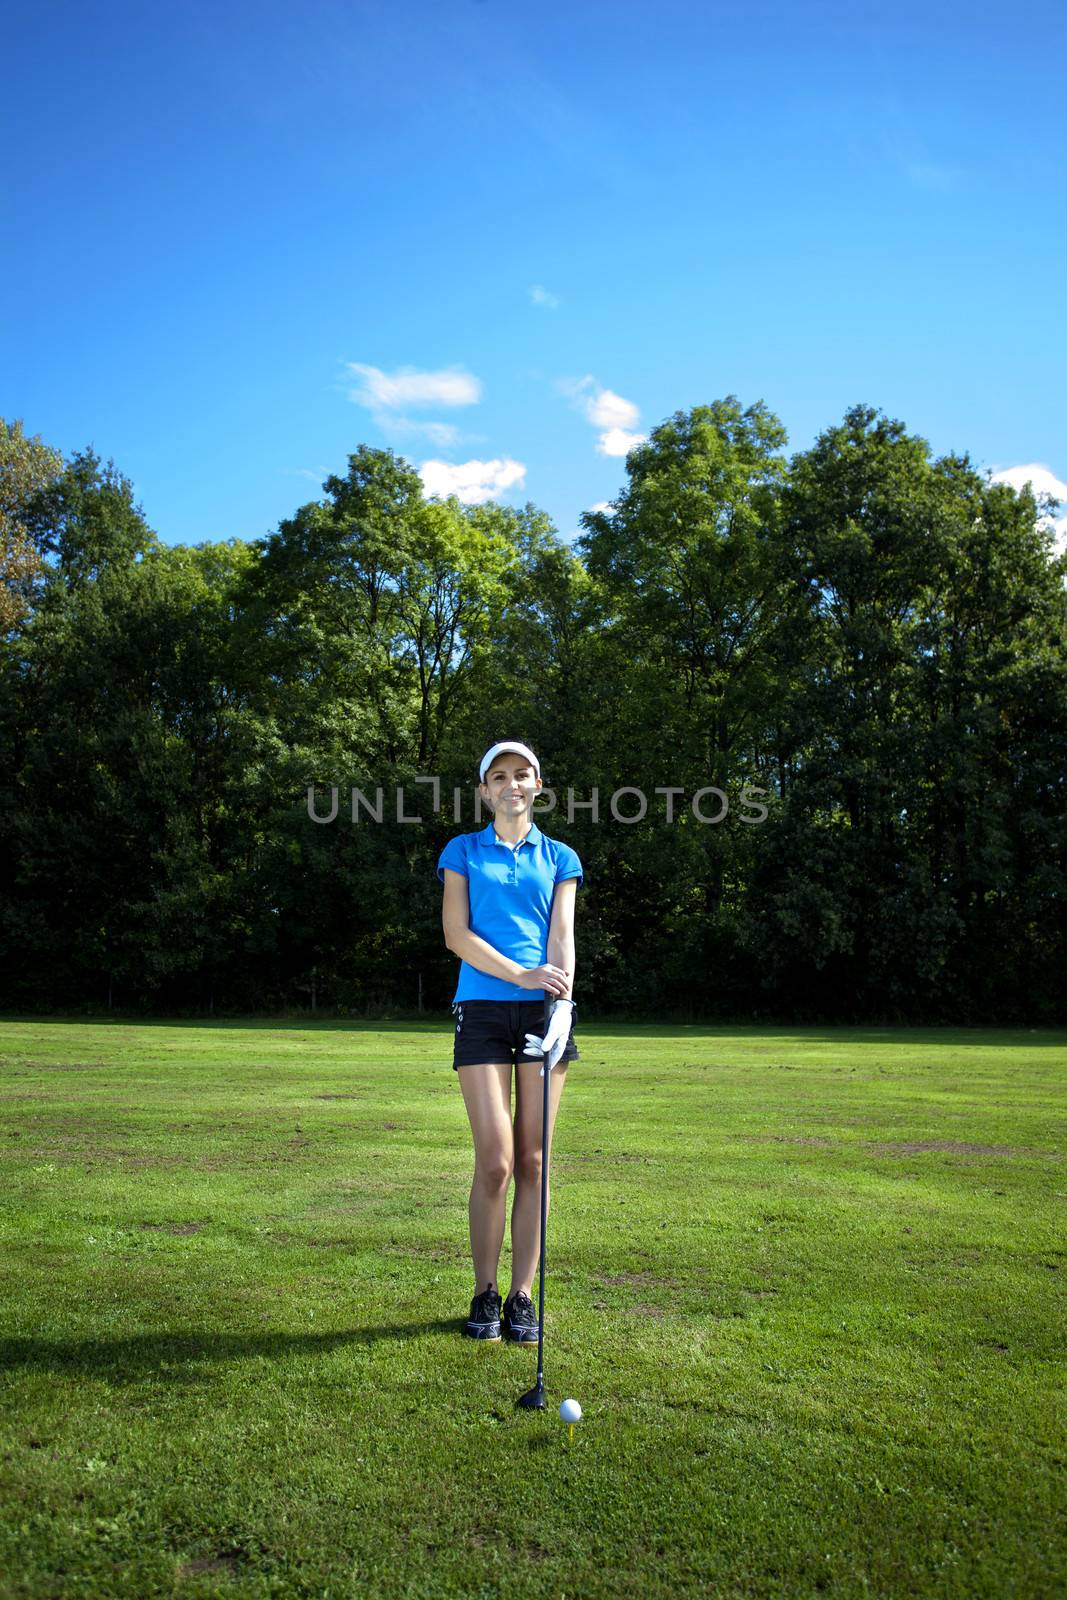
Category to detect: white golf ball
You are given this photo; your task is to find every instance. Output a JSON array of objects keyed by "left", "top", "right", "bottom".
[{"left": 559, "top": 1398, "right": 582, "bottom": 1424}]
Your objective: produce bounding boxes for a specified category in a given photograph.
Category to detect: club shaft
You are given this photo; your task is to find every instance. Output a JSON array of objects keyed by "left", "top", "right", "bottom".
[{"left": 535, "top": 991, "right": 551, "bottom": 1386}]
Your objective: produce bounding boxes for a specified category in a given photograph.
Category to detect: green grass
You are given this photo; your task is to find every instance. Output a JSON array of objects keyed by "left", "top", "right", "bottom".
[{"left": 0, "top": 1017, "right": 1064, "bottom": 1600}]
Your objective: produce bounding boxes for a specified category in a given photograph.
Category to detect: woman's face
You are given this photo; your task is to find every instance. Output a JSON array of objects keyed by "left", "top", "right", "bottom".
[{"left": 481, "top": 756, "right": 541, "bottom": 818}]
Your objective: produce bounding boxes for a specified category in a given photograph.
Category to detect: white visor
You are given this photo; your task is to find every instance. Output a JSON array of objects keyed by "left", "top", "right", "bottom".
[{"left": 479, "top": 741, "right": 541, "bottom": 784}]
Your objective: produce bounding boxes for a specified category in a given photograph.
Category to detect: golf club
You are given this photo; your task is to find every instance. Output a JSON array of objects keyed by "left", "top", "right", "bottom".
[{"left": 517, "top": 991, "right": 553, "bottom": 1409}]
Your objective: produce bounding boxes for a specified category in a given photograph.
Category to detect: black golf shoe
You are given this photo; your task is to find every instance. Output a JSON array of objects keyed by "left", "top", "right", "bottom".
[
  {"left": 464, "top": 1283, "right": 502, "bottom": 1341},
  {"left": 503, "top": 1290, "right": 540, "bottom": 1345}
]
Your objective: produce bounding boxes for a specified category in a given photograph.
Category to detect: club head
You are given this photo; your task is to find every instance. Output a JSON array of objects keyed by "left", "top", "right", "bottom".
[{"left": 517, "top": 1380, "right": 546, "bottom": 1409}]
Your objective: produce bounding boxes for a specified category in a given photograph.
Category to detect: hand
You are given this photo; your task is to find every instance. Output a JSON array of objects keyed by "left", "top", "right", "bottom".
[
  {"left": 518, "top": 963, "right": 570, "bottom": 997},
  {"left": 523, "top": 999, "right": 574, "bottom": 1074}
]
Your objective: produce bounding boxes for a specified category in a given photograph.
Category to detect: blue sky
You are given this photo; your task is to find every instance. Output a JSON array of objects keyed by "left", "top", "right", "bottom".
[{"left": 5, "top": 0, "right": 1065, "bottom": 552}]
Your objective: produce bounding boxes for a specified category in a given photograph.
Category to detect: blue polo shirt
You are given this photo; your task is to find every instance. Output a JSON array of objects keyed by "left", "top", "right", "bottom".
[{"left": 436, "top": 821, "right": 584, "bottom": 1001}]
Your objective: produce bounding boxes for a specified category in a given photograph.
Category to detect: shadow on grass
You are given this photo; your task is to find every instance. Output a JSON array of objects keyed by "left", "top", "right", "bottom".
[
  {"left": 0, "top": 1322, "right": 482, "bottom": 1385},
  {"left": 3, "top": 1014, "right": 1066, "bottom": 1046}
]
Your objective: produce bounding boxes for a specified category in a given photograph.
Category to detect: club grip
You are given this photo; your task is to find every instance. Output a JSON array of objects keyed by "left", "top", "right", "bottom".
[{"left": 543, "top": 992, "right": 553, "bottom": 1050}]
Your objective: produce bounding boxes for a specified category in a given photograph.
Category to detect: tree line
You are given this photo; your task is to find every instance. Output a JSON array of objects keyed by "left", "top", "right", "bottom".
[{"left": 1, "top": 396, "right": 1064, "bottom": 1023}]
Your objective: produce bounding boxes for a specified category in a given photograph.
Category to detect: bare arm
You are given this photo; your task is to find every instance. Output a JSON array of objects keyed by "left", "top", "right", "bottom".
[
  {"left": 441, "top": 869, "right": 569, "bottom": 995},
  {"left": 547, "top": 876, "right": 577, "bottom": 1001}
]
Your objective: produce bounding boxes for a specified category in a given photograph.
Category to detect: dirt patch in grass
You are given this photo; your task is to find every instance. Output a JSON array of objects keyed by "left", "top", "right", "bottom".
[
  {"left": 376, "top": 1238, "right": 465, "bottom": 1262},
  {"left": 139, "top": 1220, "right": 210, "bottom": 1236},
  {"left": 742, "top": 1133, "right": 1057, "bottom": 1159},
  {"left": 568, "top": 1150, "right": 657, "bottom": 1164},
  {"left": 260, "top": 1230, "right": 351, "bottom": 1249},
  {"left": 176, "top": 1555, "right": 242, "bottom": 1581},
  {"left": 866, "top": 1139, "right": 1051, "bottom": 1158},
  {"left": 25, "top": 1062, "right": 109, "bottom": 1072},
  {"left": 595, "top": 1270, "right": 682, "bottom": 1289},
  {"left": 625, "top": 1302, "right": 667, "bottom": 1318},
  {"left": 744, "top": 1134, "right": 838, "bottom": 1148},
  {"left": 2, "top": 1142, "right": 194, "bottom": 1169}
]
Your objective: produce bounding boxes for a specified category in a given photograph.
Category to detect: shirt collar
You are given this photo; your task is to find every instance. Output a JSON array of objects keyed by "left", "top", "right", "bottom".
[{"left": 480, "top": 820, "right": 542, "bottom": 849}]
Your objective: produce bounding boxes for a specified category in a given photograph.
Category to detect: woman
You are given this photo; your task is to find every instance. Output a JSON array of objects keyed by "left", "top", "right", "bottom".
[{"left": 436, "top": 740, "right": 583, "bottom": 1345}]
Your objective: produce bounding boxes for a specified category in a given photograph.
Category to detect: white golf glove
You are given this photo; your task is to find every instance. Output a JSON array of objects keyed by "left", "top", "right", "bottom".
[{"left": 523, "top": 999, "right": 574, "bottom": 1075}]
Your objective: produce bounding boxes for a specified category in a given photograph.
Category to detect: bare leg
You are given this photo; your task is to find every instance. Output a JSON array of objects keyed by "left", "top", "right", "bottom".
[
  {"left": 508, "top": 1061, "right": 568, "bottom": 1299},
  {"left": 457, "top": 1061, "right": 514, "bottom": 1292}
]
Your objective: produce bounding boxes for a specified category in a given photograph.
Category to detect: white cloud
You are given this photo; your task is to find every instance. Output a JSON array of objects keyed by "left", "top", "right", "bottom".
[
  {"left": 597, "top": 427, "right": 646, "bottom": 458},
  {"left": 587, "top": 388, "right": 640, "bottom": 431},
  {"left": 420, "top": 457, "right": 526, "bottom": 506},
  {"left": 987, "top": 463, "right": 1067, "bottom": 556},
  {"left": 588, "top": 501, "right": 614, "bottom": 514},
  {"left": 987, "top": 463, "right": 1067, "bottom": 504},
  {"left": 557, "top": 373, "right": 647, "bottom": 457},
  {"left": 342, "top": 362, "right": 482, "bottom": 448},
  {"left": 382, "top": 418, "right": 461, "bottom": 447},
  {"left": 345, "top": 362, "right": 482, "bottom": 411},
  {"left": 529, "top": 284, "right": 560, "bottom": 309}
]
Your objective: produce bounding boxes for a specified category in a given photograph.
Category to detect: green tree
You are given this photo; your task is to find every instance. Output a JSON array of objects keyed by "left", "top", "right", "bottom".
[
  {"left": 578, "top": 397, "right": 792, "bottom": 778},
  {"left": 572, "top": 397, "right": 798, "bottom": 1012},
  {"left": 0, "top": 418, "right": 65, "bottom": 635}
]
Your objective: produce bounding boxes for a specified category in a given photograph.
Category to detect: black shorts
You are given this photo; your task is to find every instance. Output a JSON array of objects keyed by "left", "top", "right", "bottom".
[{"left": 451, "top": 1000, "right": 580, "bottom": 1071}]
